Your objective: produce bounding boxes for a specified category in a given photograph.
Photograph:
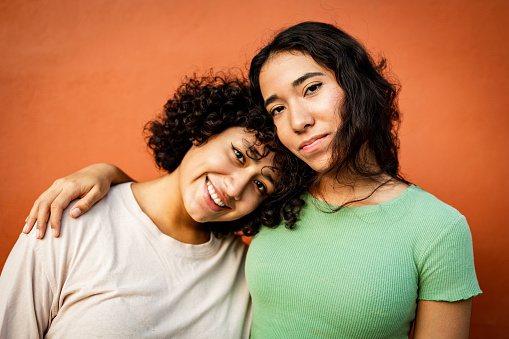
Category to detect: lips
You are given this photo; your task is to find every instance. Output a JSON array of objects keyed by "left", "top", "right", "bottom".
[
  {"left": 299, "top": 134, "right": 328, "bottom": 153},
  {"left": 206, "top": 178, "right": 229, "bottom": 208}
]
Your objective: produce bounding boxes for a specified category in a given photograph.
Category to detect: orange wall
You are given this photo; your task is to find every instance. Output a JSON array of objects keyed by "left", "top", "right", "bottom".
[{"left": 1, "top": 0, "right": 507, "bottom": 336}]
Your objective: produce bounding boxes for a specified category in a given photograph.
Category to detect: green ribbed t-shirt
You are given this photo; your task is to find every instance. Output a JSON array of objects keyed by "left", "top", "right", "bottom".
[{"left": 246, "top": 185, "right": 481, "bottom": 338}]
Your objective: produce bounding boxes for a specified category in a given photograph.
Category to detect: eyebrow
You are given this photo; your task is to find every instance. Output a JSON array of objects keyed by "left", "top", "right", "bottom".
[
  {"left": 261, "top": 167, "right": 276, "bottom": 186},
  {"left": 264, "top": 94, "right": 279, "bottom": 108},
  {"left": 241, "top": 138, "right": 276, "bottom": 186},
  {"left": 292, "top": 72, "right": 325, "bottom": 87},
  {"left": 263, "top": 72, "right": 325, "bottom": 108}
]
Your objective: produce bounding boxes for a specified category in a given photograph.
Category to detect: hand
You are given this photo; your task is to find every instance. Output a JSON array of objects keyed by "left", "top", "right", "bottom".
[{"left": 22, "top": 163, "right": 132, "bottom": 238}]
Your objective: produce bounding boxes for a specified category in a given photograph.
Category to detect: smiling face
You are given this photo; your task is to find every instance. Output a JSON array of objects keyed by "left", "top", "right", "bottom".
[
  {"left": 259, "top": 51, "right": 344, "bottom": 173},
  {"left": 177, "top": 126, "right": 278, "bottom": 223}
]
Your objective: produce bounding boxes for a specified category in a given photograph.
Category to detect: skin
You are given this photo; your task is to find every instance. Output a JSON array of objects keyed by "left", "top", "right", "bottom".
[
  {"left": 258, "top": 51, "right": 472, "bottom": 337},
  {"left": 174, "top": 127, "right": 276, "bottom": 224},
  {"left": 260, "top": 51, "right": 343, "bottom": 173},
  {"left": 413, "top": 299, "right": 472, "bottom": 338}
]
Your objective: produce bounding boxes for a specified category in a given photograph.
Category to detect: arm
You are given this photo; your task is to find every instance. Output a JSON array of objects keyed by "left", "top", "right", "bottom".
[
  {"left": 413, "top": 299, "right": 472, "bottom": 338},
  {"left": 23, "top": 163, "right": 133, "bottom": 238},
  {"left": 0, "top": 234, "right": 54, "bottom": 338},
  {"left": 413, "top": 214, "right": 480, "bottom": 338}
]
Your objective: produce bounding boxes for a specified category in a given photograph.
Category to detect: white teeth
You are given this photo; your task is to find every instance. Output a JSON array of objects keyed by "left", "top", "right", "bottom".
[{"left": 206, "top": 179, "right": 226, "bottom": 207}]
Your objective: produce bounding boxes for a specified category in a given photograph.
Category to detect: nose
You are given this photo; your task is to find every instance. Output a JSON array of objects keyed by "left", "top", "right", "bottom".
[
  {"left": 224, "top": 169, "right": 252, "bottom": 201},
  {"left": 289, "top": 103, "right": 314, "bottom": 133}
]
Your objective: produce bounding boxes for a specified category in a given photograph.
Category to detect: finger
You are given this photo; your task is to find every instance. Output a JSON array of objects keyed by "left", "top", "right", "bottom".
[
  {"left": 24, "top": 181, "right": 64, "bottom": 235},
  {"left": 23, "top": 216, "right": 29, "bottom": 234},
  {"left": 49, "top": 193, "right": 75, "bottom": 237},
  {"left": 69, "top": 185, "right": 104, "bottom": 219},
  {"left": 24, "top": 200, "right": 41, "bottom": 234},
  {"left": 35, "top": 202, "right": 51, "bottom": 239}
]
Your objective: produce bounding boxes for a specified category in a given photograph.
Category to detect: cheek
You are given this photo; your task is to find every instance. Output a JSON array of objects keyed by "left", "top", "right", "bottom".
[
  {"left": 236, "top": 194, "right": 263, "bottom": 217},
  {"left": 274, "top": 121, "right": 293, "bottom": 148}
]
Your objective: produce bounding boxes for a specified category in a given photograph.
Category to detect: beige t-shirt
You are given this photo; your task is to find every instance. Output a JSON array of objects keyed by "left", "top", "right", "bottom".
[{"left": 0, "top": 183, "right": 251, "bottom": 338}]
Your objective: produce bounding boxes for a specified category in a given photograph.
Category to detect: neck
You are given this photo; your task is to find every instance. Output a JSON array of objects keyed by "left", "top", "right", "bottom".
[
  {"left": 311, "top": 171, "right": 408, "bottom": 207},
  {"left": 131, "top": 173, "right": 210, "bottom": 244}
]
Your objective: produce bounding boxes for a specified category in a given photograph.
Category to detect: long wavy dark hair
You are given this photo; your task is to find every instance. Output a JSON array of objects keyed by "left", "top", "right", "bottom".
[
  {"left": 250, "top": 22, "right": 408, "bottom": 204},
  {"left": 145, "top": 72, "right": 314, "bottom": 236}
]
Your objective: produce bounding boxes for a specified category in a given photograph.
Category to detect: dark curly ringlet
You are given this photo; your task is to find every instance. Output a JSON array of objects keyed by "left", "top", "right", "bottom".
[
  {"left": 145, "top": 72, "right": 314, "bottom": 237},
  {"left": 250, "top": 22, "right": 409, "bottom": 207}
]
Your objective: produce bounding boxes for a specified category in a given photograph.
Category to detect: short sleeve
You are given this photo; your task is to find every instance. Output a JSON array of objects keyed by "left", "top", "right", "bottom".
[{"left": 417, "top": 215, "right": 482, "bottom": 301}]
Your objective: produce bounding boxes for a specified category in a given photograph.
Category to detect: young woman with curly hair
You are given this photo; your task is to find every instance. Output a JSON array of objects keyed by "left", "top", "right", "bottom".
[
  {"left": 0, "top": 74, "right": 313, "bottom": 338},
  {"left": 18, "top": 22, "right": 481, "bottom": 338}
]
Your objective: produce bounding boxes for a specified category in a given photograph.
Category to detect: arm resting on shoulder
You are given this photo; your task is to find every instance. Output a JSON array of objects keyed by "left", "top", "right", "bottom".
[{"left": 23, "top": 163, "right": 134, "bottom": 238}]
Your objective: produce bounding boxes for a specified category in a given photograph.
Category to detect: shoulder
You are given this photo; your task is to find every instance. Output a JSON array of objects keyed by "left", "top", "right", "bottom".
[
  {"left": 213, "top": 234, "right": 249, "bottom": 262},
  {"left": 33, "top": 183, "right": 135, "bottom": 255},
  {"left": 403, "top": 185, "right": 466, "bottom": 230},
  {"left": 369, "top": 185, "right": 473, "bottom": 254},
  {"left": 410, "top": 186, "right": 462, "bottom": 214},
  {"left": 61, "top": 183, "right": 133, "bottom": 234},
  {"left": 220, "top": 234, "right": 249, "bottom": 251},
  {"left": 404, "top": 187, "right": 475, "bottom": 264}
]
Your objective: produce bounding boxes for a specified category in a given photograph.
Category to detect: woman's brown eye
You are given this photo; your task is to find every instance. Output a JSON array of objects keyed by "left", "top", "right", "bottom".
[
  {"left": 270, "top": 106, "right": 285, "bottom": 116},
  {"left": 232, "top": 145, "right": 245, "bottom": 164},
  {"left": 305, "top": 83, "right": 322, "bottom": 95},
  {"left": 254, "top": 180, "right": 267, "bottom": 194}
]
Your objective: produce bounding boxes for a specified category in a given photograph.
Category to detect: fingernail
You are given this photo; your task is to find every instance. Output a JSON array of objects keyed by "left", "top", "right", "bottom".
[
  {"left": 36, "top": 229, "right": 40, "bottom": 239},
  {"left": 25, "top": 216, "right": 28, "bottom": 222},
  {"left": 52, "top": 229, "right": 58, "bottom": 237},
  {"left": 23, "top": 223, "right": 29, "bottom": 233},
  {"left": 70, "top": 208, "right": 81, "bottom": 218}
]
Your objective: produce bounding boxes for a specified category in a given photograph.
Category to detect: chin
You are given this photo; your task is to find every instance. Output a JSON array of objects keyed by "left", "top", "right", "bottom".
[
  {"left": 310, "top": 163, "right": 329, "bottom": 173},
  {"left": 309, "top": 157, "right": 333, "bottom": 173},
  {"left": 191, "top": 214, "right": 214, "bottom": 223},
  {"left": 193, "top": 213, "right": 227, "bottom": 224}
]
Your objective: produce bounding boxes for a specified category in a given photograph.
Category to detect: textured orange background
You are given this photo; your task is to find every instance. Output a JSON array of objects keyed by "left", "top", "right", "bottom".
[{"left": 1, "top": 0, "right": 507, "bottom": 336}]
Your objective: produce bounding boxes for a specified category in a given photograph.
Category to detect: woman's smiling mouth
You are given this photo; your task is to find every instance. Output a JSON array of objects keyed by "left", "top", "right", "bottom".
[{"left": 206, "top": 178, "right": 228, "bottom": 208}]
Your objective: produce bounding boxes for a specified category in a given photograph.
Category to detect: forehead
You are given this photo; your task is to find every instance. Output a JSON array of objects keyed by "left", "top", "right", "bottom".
[
  {"left": 259, "top": 51, "right": 336, "bottom": 95},
  {"left": 217, "top": 126, "right": 262, "bottom": 148},
  {"left": 261, "top": 51, "right": 329, "bottom": 78},
  {"left": 217, "top": 127, "right": 275, "bottom": 161},
  {"left": 218, "top": 126, "right": 254, "bottom": 140}
]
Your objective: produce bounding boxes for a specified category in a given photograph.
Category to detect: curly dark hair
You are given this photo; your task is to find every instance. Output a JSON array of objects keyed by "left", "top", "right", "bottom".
[
  {"left": 145, "top": 72, "right": 314, "bottom": 237},
  {"left": 249, "top": 22, "right": 408, "bottom": 205}
]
